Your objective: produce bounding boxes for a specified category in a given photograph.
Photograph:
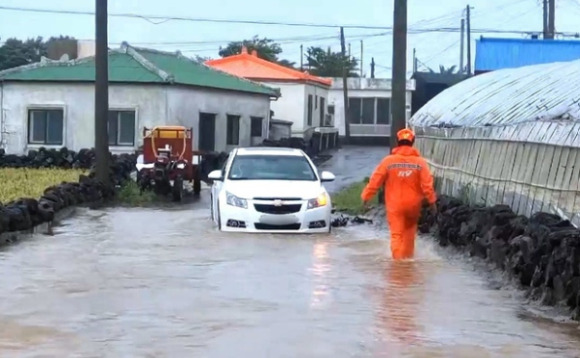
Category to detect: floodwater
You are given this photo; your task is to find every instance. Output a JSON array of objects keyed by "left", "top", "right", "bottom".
[{"left": 0, "top": 146, "right": 579, "bottom": 357}]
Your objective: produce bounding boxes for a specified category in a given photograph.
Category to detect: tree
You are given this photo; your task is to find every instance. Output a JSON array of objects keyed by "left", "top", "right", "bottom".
[
  {"left": 428, "top": 64, "right": 459, "bottom": 74},
  {"left": 305, "top": 46, "right": 358, "bottom": 77},
  {"left": 219, "top": 35, "right": 295, "bottom": 68},
  {"left": 0, "top": 36, "right": 76, "bottom": 71}
]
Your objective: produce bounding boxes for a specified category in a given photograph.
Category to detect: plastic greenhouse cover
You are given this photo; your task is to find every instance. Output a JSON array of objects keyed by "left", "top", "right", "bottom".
[{"left": 409, "top": 58, "right": 580, "bottom": 147}]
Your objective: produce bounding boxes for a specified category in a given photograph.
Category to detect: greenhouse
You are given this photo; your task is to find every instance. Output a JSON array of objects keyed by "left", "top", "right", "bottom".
[{"left": 409, "top": 58, "right": 580, "bottom": 226}]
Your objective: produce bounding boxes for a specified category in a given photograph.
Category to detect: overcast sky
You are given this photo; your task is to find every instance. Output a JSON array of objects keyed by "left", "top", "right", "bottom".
[{"left": 1, "top": 0, "right": 580, "bottom": 77}]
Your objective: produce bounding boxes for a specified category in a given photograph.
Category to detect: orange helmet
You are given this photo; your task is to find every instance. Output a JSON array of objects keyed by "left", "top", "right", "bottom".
[{"left": 396, "top": 128, "right": 415, "bottom": 143}]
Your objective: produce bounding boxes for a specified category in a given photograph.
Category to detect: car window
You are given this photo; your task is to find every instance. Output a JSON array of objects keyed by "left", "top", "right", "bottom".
[{"left": 227, "top": 155, "right": 317, "bottom": 181}]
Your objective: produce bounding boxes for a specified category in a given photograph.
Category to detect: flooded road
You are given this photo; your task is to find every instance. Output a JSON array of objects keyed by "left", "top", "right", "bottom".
[{"left": 0, "top": 146, "right": 579, "bottom": 357}]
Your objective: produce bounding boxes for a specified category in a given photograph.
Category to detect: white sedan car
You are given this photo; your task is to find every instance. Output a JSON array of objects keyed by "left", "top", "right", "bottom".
[{"left": 208, "top": 147, "right": 336, "bottom": 233}]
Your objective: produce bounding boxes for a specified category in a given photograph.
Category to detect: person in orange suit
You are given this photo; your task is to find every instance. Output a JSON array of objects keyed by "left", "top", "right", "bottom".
[{"left": 361, "top": 128, "right": 437, "bottom": 260}]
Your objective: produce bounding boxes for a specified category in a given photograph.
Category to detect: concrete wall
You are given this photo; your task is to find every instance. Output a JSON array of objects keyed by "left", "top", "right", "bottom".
[
  {"left": 303, "top": 83, "right": 329, "bottom": 131},
  {"left": 328, "top": 83, "right": 413, "bottom": 137},
  {"left": 166, "top": 86, "right": 270, "bottom": 152},
  {"left": 269, "top": 123, "right": 292, "bottom": 141},
  {"left": 260, "top": 81, "right": 329, "bottom": 138},
  {"left": 0, "top": 82, "right": 270, "bottom": 155},
  {"left": 261, "top": 82, "right": 304, "bottom": 136}
]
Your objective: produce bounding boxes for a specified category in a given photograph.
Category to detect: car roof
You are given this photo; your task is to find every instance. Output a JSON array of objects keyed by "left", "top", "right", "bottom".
[{"left": 235, "top": 146, "right": 305, "bottom": 157}]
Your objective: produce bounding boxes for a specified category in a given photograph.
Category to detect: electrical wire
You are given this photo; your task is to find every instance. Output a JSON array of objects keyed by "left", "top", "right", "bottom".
[{"left": 0, "top": 4, "right": 577, "bottom": 36}]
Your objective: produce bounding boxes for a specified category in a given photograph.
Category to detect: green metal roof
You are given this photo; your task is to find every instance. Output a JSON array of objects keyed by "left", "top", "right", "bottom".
[{"left": 0, "top": 43, "right": 280, "bottom": 97}]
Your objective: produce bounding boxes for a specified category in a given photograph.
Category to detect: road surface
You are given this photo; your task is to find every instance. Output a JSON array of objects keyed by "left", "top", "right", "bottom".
[{"left": 0, "top": 146, "right": 579, "bottom": 357}]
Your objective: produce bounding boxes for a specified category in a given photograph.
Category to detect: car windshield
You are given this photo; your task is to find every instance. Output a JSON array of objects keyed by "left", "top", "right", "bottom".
[{"left": 227, "top": 154, "right": 317, "bottom": 181}]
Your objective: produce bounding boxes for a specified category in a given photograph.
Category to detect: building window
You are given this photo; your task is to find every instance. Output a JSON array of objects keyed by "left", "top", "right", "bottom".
[
  {"left": 327, "top": 105, "right": 335, "bottom": 115},
  {"left": 348, "top": 98, "right": 362, "bottom": 123},
  {"left": 307, "top": 95, "right": 313, "bottom": 126},
  {"left": 319, "top": 97, "right": 326, "bottom": 126},
  {"left": 315, "top": 95, "right": 318, "bottom": 109},
  {"left": 348, "top": 97, "right": 391, "bottom": 125},
  {"left": 108, "top": 110, "right": 136, "bottom": 146},
  {"left": 361, "top": 98, "right": 375, "bottom": 124},
  {"left": 251, "top": 116, "right": 263, "bottom": 137},
  {"left": 28, "top": 108, "right": 64, "bottom": 145},
  {"left": 376, "top": 98, "right": 391, "bottom": 124},
  {"left": 227, "top": 114, "right": 240, "bottom": 145}
]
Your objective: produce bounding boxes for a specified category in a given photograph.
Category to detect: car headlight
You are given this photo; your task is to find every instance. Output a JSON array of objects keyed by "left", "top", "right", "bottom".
[
  {"left": 176, "top": 163, "right": 185, "bottom": 169},
  {"left": 307, "top": 192, "right": 328, "bottom": 209},
  {"left": 226, "top": 191, "right": 248, "bottom": 209}
]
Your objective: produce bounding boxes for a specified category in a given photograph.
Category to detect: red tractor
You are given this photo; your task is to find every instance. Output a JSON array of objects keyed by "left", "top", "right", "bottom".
[{"left": 136, "top": 126, "right": 202, "bottom": 201}]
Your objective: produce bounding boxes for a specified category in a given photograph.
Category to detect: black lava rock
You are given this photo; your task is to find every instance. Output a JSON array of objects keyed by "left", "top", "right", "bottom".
[{"left": 0, "top": 148, "right": 137, "bottom": 236}]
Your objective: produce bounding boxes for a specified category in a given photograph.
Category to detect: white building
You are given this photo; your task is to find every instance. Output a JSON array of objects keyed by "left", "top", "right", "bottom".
[
  {"left": 327, "top": 78, "right": 416, "bottom": 145},
  {"left": 0, "top": 42, "right": 280, "bottom": 155},
  {"left": 206, "top": 48, "right": 334, "bottom": 140}
]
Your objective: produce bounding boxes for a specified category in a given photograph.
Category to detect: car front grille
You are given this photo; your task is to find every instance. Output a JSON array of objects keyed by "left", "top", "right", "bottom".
[
  {"left": 253, "top": 197, "right": 302, "bottom": 201},
  {"left": 254, "top": 223, "right": 301, "bottom": 230},
  {"left": 254, "top": 203, "right": 302, "bottom": 215}
]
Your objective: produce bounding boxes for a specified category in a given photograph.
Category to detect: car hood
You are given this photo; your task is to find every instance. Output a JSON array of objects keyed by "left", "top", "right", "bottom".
[{"left": 225, "top": 180, "right": 324, "bottom": 200}]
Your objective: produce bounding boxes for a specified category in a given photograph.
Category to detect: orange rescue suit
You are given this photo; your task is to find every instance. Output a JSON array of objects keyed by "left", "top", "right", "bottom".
[{"left": 361, "top": 146, "right": 436, "bottom": 260}]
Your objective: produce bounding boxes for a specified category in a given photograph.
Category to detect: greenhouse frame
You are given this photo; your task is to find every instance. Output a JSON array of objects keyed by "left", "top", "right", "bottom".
[{"left": 409, "top": 58, "right": 580, "bottom": 226}]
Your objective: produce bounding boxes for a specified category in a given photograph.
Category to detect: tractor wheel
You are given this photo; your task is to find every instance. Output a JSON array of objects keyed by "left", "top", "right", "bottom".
[
  {"left": 193, "top": 166, "right": 202, "bottom": 195},
  {"left": 172, "top": 175, "right": 184, "bottom": 202}
]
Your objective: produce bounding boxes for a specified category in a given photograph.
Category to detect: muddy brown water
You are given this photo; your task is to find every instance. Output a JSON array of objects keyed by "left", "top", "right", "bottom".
[{"left": 0, "top": 147, "right": 579, "bottom": 357}]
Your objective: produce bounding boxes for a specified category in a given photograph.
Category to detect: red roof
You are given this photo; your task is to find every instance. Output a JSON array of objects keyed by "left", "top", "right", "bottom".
[{"left": 206, "top": 47, "right": 331, "bottom": 87}]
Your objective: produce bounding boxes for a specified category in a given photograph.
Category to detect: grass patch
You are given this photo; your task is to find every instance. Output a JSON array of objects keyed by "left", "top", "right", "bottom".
[
  {"left": 332, "top": 177, "right": 378, "bottom": 215},
  {"left": 0, "top": 168, "right": 87, "bottom": 203},
  {"left": 116, "top": 180, "right": 157, "bottom": 206}
]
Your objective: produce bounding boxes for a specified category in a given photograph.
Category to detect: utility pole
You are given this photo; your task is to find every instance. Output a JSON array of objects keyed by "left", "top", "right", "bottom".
[
  {"left": 413, "top": 48, "right": 417, "bottom": 72},
  {"left": 543, "top": 0, "right": 549, "bottom": 39},
  {"left": 460, "top": 18, "right": 465, "bottom": 73},
  {"left": 300, "top": 44, "right": 304, "bottom": 71},
  {"left": 95, "top": 0, "right": 110, "bottom": 186},
  {"left": 466, "top": 4, "right": 472, "bottom": 76},
  {"left": 548, "top": 0, "right": 555, "bottom": 39},
  {"left": 348, "top": 43, "right": 351, "bottom": 57},
  {"left": 370, "top": 57, "right": 375, "bottom": 78},
  {"left": 391, "top": 0, "right": 407, "bottom": 150},
  {"left": 340, "top": 27, "right": 351, "bottom": 142},
  {"left": 360, "top": 40, "right": 364, "bottom": 77}
]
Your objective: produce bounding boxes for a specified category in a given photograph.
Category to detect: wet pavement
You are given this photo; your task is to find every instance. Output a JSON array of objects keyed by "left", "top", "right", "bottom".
[{"left": 0, "top": 146, "right": 580, "bottom": 357}]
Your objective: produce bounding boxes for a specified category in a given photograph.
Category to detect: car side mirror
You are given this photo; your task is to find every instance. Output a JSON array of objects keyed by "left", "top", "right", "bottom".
[
  {"left": 208, "top": 169, "right": 224, "bottom": 181},
  {"left": 320, "top": 171, "right": 335, "bottom": 182}
]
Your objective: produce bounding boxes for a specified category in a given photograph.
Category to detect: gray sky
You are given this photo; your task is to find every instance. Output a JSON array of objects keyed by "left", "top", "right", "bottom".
[{"left": 1, "top": 0, "right": 580, "bottom": 77}]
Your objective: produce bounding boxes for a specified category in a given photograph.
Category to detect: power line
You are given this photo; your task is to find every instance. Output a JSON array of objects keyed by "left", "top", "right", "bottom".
[
  {"left": 0, "top": 31, "right": 391, "bottom": 49},
  {"left": 422, "top": 39, "right": 461, "bottom": 64},
  {"left": 0, "top": 5, "right": 424, "bottom": 30},
  {"left": 1, "top": 5, "right": 577, "bottom": 36}
]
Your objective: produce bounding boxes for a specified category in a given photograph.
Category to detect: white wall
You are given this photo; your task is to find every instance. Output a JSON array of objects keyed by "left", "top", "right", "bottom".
[
  {"left": 260, "top": 82, "right": 304, "bottom": 135},
  {"left": 303, "top": 83, "right": 329, "bottom": 139},
  {"left": 269, "top": 123, "right": 292, "bottom": 141},
  {"left": 0, "top": 82, "right": 166, "bottom": 154},
  {"left": 166, "top": 86, "right": 270, "bottom": 152},
  {"left": 0, "top": 82, "right": 271, "bottom": 155},
  {"left": 260, "top": 81, "right": 329, "bottom": 139}
]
